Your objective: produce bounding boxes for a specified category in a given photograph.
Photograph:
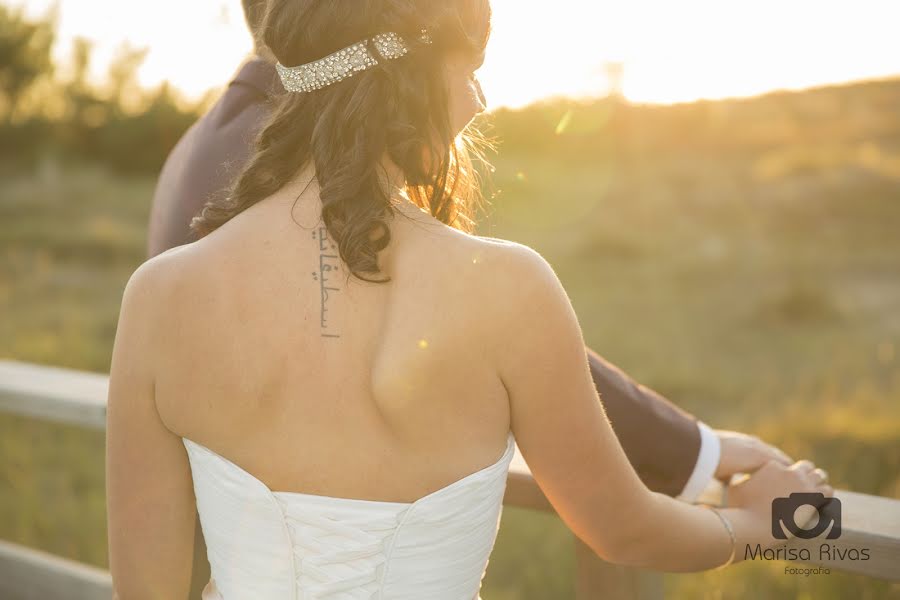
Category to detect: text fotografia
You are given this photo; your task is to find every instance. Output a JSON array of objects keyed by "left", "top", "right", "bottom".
[
  {"left": 784, "top": 565, "right": 831, "bottom": 577},
  {"left": 745, "top": 544, "right": 871, "bottom": 562}
]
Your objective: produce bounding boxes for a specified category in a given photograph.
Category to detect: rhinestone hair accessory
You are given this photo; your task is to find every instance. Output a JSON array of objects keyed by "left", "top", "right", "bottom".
[{"left": 276, "top": 28, "right": 433, "bottom": 94}]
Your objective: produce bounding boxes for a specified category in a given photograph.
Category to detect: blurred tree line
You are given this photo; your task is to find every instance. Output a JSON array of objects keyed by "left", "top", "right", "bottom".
[
  {"left": 2, "top": 3, "right": 899, "bottom": 180},
  {"left": 0, "top": 4, "right": 210, "bottom": 174}
]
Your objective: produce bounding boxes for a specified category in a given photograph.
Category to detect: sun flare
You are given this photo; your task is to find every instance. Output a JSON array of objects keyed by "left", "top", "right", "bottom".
[{"left": 15, "top": 0, "right": 900, "bottom": 109}]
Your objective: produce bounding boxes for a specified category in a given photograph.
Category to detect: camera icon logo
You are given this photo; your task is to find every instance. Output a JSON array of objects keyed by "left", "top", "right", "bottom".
[{"left": 771, "top": 492, "right": 841, "bottom": 539}]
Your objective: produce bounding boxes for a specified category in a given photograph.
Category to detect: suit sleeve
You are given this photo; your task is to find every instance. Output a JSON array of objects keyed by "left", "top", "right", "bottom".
[
  {"left": 586, "top": 346, "right": 702, "bottom": 497},
  {"left": 146, "top": 86, "right": 271, "bottom": 259}
]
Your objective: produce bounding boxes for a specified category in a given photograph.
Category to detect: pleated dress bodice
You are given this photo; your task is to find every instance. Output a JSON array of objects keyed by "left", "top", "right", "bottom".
[{"left": 182, "top": 431, "right": 516, "bottom": 600}]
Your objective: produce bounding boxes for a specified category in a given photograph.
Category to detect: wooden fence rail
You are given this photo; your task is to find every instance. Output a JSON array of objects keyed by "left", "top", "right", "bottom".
[{"left": 1, "top": 359, "right": 898, "bottom": 599}]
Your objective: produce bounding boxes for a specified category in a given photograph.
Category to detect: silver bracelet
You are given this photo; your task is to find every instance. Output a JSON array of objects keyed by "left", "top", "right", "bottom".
[{"left": 703, "top": 504, "right": 736, "bottom": 570}]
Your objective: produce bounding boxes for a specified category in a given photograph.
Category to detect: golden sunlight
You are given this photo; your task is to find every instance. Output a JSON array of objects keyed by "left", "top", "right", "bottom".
[{"left": 15, "top": 0, "right": 900, "bottom": 108}]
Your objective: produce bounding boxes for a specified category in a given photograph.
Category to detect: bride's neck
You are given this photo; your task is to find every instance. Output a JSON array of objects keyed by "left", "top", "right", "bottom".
[{"left": 274, "top": 160, "right": 437, "bottom": 227}]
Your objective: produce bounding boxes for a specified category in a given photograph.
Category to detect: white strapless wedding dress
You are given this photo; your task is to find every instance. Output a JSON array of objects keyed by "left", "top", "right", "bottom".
[{"left": 182, "top": 431, "right": 516, "bottom": 600}]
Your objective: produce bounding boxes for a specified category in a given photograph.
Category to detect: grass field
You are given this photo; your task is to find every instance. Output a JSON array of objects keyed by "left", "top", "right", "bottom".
[{"left": 1, "top": 80, "right": 899, "bottom": 598}]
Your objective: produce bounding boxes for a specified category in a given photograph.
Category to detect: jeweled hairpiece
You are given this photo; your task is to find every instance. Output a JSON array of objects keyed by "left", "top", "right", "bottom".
[{"left": 276, "top": 28, "right": 433, "bottom": 94}]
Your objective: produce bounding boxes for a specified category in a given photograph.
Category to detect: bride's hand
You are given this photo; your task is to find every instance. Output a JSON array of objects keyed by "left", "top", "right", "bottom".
[
  {"left": 714, "top": 429, "right": 794, "bottom": 482},
  {"left": 724, "top": 458, "right": 833, "bottom": 553}
]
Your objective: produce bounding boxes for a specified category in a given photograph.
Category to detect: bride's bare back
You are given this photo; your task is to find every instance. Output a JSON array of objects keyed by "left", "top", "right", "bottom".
[
  {"left": 111, "top": 170, "right": 833, "bottom": 599},
  {"left": 153, "top": 178, "right": 515, "bottom": 503}
]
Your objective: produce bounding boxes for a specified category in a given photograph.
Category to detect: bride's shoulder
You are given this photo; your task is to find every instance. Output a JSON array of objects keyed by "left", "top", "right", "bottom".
[
  {"left": 449, "top": 233, "right": 554, "bottom": 299},
  {"left": 467, "top": 234, "right": 551, "bottom": 275},
  {"left": 122, "top": 243, "right": 206, "bottom": 319},
  {"left": 450, "top": 230, "right": 537, "bottom": 256},
  {"left": 113, "top": 245, "right": 204, "bottom": 375},
  {"left": 133, "top": 242, "right": 200, "bottom": 286},
  {"left": 442, "top": 234, "right": 561, "bottom": 356}
]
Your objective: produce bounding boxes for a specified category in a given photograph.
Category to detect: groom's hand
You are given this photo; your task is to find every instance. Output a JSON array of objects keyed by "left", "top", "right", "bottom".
[{"left": 713, "top": 429, "right": 793, "bottom": 482}]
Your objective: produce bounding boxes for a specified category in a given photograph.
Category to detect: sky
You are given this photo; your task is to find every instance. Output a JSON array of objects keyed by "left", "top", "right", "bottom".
[{"left": 13, "top": 0, "right": 900, "bottom": 110}]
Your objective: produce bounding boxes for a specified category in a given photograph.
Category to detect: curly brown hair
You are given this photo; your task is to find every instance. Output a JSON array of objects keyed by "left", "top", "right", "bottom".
[
  {"left": 241, "top": 0, "right": 266, "bottom": 34},
  {"left": 191, "top": 1, "right": 494, "bottom": 284}
]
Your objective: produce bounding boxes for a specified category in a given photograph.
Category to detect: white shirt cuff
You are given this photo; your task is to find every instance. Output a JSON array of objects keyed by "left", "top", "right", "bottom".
[{"left": 676, "top": 421, "right": 721, "bottom": 503}]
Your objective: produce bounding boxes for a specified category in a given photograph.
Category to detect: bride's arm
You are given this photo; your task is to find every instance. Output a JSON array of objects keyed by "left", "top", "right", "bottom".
[
  {"left": 106, "top": 257, "right": 196, "bottom": 599},
  {"left": 483, "top": 241, "right": 828, "bottom": 572}
]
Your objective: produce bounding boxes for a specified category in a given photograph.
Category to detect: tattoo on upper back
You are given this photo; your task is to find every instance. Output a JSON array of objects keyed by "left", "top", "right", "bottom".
[{"left": 311, "top": 226, "right": 341, "bottom": 338}]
